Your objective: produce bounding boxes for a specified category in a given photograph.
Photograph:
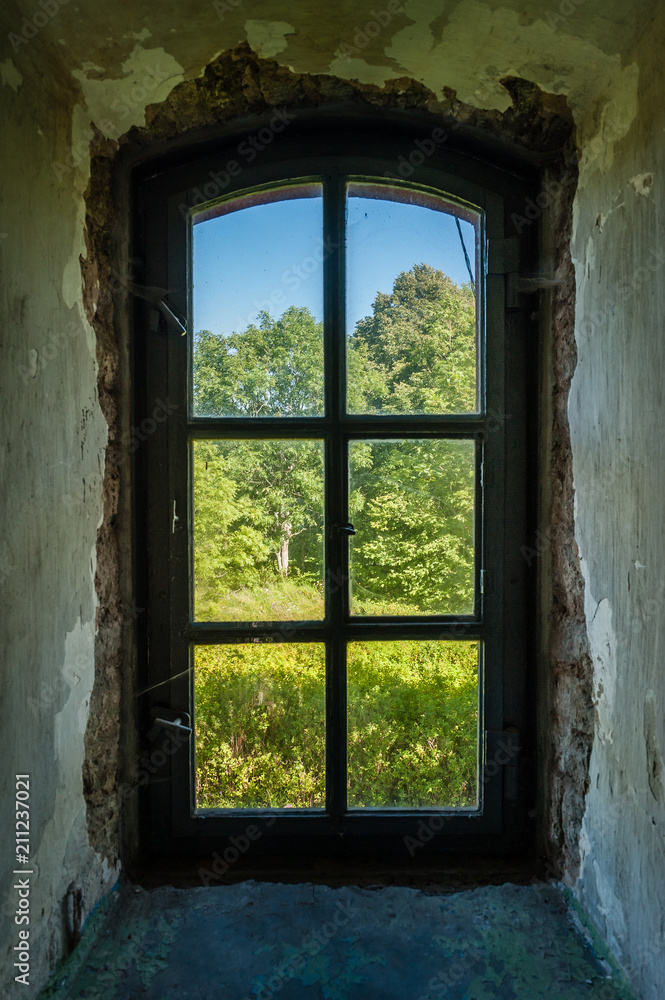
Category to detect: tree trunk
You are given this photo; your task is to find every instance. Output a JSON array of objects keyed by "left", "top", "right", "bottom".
[{"left": 276, "top": 523, "right": 291, "bottom": 575}]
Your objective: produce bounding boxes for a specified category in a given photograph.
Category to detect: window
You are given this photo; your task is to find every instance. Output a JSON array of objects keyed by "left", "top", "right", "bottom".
[{"left": 134, "top": 117, "right": 533, "bottom": 857}]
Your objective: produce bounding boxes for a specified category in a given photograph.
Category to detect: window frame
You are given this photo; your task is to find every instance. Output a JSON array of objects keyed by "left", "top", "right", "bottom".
[{"left": 133, "top": 115, "right": 536, "bottom": 858}]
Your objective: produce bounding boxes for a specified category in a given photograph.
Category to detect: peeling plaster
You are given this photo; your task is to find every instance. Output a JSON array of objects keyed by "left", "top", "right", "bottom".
[
  {"left": 384, "top": 0, "right": 630, "bottom": 125},
  {"left": 576, "top": 63, "right": 639, "bottom": 187},
  {"left": 326, "top": 55, "right": 402, "bottom": 85},
  {"left": 72, "top": 45, "right": 184, "bottom": 142},
  {"left": 244, "top": 20, "right": 295, "bottom": 59},
  {"left": 629, "top": 171, "right": 654, "bottom": 196},
  {"left": 643, "top": 689, "right": 664, "bottom": 805},
  {"left": 2, "top": 621, "right": 118, "bottom": 982},
  {"left": 580, "top": 567, "right": 616, "bottom": 746},
  {"left": 0, "top": 58, "right": 22, "bottom": 91}
]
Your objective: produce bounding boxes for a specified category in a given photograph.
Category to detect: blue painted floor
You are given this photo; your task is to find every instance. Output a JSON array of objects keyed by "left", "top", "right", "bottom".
[{"left": 40, "top": 881, "right": 636, "bottom": 999}]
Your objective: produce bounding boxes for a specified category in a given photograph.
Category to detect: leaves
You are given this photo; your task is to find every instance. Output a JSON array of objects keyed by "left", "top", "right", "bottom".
[
  {"left": 192, "top": 263, "right": 479, "bottom": 804},
  {"left": 193, "top": 305, "right": 324, "bottom": 418}
]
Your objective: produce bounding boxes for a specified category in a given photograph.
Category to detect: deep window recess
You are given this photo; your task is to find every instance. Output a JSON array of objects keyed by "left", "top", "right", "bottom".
[{"left": 134, "top": 121, "right": 534, "bottom": 858}]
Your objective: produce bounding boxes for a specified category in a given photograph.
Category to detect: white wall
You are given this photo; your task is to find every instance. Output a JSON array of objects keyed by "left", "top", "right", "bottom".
[
  {"left": 0, "top": 43, "right": 119, "bottom": 990},
  {"left": 569, "top": 13, "right": 665, "bottom": 999}
]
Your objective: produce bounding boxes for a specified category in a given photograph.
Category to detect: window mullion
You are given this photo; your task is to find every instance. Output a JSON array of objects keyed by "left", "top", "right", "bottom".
[{"left": 324, "top": 173, "right": 348, "bottom": 819}]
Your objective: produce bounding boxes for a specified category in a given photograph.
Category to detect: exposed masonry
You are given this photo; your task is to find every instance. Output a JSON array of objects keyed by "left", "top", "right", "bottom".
[
  {"left": 545, "top": 157, "right": 594, "bottom": 882},
  {"left": 81, "top": 43, "right": 587, "bottom": 876}
]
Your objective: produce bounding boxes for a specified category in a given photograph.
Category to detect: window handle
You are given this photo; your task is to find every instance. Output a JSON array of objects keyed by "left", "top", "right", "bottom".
[
  {"left": 335, "top": 523, "right": 356, "bottom": 535},
  {"left": 172, "top": 500, "right": 180, "bottom": 533},
  {"left": 154, "top": 716, "right": 192, "bottom": 735}
]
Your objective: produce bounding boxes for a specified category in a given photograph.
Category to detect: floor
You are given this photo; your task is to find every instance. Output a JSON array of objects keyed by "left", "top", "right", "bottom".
[{"left": 39, "top": 881, "right": 637, "bottom": 1000}]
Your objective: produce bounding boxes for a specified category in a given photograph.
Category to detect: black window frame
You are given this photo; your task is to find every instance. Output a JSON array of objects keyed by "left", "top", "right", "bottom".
[{"left": 132, "top": 114, "right": 536, "bottom": 859}]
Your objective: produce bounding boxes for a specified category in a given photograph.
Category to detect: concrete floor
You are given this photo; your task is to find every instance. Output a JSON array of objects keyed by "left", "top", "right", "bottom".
[{"left": 39, "top": 881, "right": 637, "bottom": 1000}]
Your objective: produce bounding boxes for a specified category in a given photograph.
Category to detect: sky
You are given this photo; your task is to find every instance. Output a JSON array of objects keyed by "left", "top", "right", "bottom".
[{"left": 192, "top": 189, "right": 477, "bottom": 339}]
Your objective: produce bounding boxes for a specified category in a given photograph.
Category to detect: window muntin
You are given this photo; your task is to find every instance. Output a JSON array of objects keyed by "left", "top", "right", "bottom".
[
  {"left": 188, "top": 178, "right": 483, "bottom": 812},
  {"left": 137, "top": 126, "right": 531, "bottom": 851}
]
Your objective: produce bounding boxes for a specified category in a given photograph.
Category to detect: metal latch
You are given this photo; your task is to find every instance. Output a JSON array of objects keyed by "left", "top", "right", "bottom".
[{"left": 149, "top": 707, "right": 192, "bottom": 740}]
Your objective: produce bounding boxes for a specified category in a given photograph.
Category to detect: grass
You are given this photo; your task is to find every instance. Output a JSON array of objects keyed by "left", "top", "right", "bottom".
[{"left": 195, "top": 577, "right": 325, "bottom": 622}]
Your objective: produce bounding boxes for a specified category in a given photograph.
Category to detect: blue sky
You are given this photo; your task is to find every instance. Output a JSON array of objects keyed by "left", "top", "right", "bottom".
[{"left": 192, "top": 190, "right": 477, "bottom": 338}]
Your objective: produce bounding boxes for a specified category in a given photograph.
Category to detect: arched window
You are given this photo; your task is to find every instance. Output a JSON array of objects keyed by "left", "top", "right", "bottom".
[{"left": 135, "top": 116, "right": 534, "bottom": 857}]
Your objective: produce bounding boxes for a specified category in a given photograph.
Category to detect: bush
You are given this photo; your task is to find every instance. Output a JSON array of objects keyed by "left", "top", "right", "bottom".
[{"left": 194, "top": 638, "right": 477, "bottom": 809}]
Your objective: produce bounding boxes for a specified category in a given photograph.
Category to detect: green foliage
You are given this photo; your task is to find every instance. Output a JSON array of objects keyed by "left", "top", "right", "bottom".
[
  {"left": 193, "top": 305, "right": 323, "bottom": 417},
  {"left": 194, "top": 639, "right": 477, "bottom": 809},
  {"left": 349, "top": 439, "right": 475, "bottom": 614},
  {"left": 193, "top": 442, "right": 269, "bottom": 614},
  {"left": 193, "top": 438, "right": 324, "bottom": 613},
  {"left": 194, "top": 643, "right": 326, "bottom": 809},
  {"left": 192, "top": 261, "right": 479, "bottom": 807},
  {"left": 350, "top": 263, "right": 477, "bottom": 414},
  {"left": 347, "top": 641, "right": 478, "bottom": 807}
]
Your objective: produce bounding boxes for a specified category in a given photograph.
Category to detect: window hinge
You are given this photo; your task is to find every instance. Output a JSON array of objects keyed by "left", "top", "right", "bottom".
[
  {"left": 130, "top": 282, "right": 188, "bottom": 334},
  {"left": 484, "top": 730, "right": 521, "bottom": 801},
  {"left": 487, "top": 237, "right": 520, "bottom": 308}
]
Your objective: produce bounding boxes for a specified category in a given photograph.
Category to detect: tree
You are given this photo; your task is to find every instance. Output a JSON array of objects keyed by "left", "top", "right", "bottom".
[
  {"left": 349, "top": 439, "right": 475, "bottom": 614},
  {"left": 193, "top": 305, "right": 323, "bottom": 417},
  {"left": 347, "top": 264, "right": 477, "bottom": 614},
  {"left": 192, "top": 308, "right": 325, "bottom": 594},
  {"left": 350, "top": 262, "right": 476, "bottom": 414},
  {"left": 192, "top": 266, "right": 477, "bottom": 613}
]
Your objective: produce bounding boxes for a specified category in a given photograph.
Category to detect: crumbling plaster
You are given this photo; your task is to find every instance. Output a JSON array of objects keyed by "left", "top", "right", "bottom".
[
  {"left": 1, "top": 1, "right": 663, "bottom": 996},
  {"left": 0, "top": 35, "right": 120, "bottom": 990},
  {"left": 568, "top": 8, "right": 665, "bottom": 998}
]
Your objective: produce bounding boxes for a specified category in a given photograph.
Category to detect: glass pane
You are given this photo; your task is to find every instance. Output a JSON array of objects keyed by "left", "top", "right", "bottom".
[
  {"left": 193, "top": 439, "right": 325, "bottom": 621},
  {"left": 348, "top": 439, "right": 475, "bottom": 615},
  {"left": 347, "top": 640, "right": 478, "bottom": 809},
  {"left": 346, "top": 184, "right": 478, "bottom": 415},
  {"left": 194, "top": 644, "right": 325, "bottom": 809},
  {"left": 192, "top": 184, "right": 324, "bottom": 417}
]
